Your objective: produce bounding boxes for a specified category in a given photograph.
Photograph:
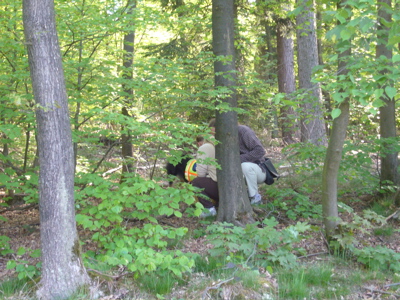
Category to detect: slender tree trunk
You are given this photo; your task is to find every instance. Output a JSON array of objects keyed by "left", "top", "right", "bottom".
[
  {"left": 321, "top": 1, "right": 351, "bottom": 239},
  {"left": 23, "top": 0, "right": 90, "bottom": 299},
  {"left": 213, "top": 0, "right": 254, "bottom": 226},
  {"left": 121, "top": 0, "right": 136, "bottom": 176},
  {"left": 276, "top": 17, "right": 297, "bottom": 145},
  {"left": 377, "top": 0, "right": 399, "bottom": 189},
  {"left": 296, "top": 0, "right": 327, "bottom": 146},
  {"left": 317, "top": 9, "right": 333, "bottom": 136}
]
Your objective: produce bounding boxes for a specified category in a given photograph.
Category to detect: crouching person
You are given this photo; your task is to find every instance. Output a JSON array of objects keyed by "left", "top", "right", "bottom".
[{"left": 191, "top": 140, "right": 219, "bottom": 217}]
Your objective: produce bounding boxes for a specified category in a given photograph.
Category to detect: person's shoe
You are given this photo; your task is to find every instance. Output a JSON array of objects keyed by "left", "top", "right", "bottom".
[
  {"left": 250, "top": 193, "right": 262, "bottom": 205},
  {"left": 200, "top": 206, "right": 217, "bottom": 218}
]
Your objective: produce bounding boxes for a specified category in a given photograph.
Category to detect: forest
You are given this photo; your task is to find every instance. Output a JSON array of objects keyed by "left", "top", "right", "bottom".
[{"left": 0, "top": 0, "right": 399, "bottom": 299}]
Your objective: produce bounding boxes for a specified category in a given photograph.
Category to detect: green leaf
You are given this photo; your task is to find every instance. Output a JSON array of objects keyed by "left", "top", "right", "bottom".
[
  {"left": 385, "top": 86, "right": 396, "bottom": 99},
  {"left": 6, "top": 260, "right": 16, "bottom": 269},
  {"left": 392, "top": 54, "right": 400, "bottom": 63},
  {"left": 111, "top": 205, "right": 122, "bottom": 214},
  {"left": 340, "top": 28, "right": 352, "bottom": 40},
  {"left": 331, "top": 108, "right": 342, "bottom": 119},
  {"left": 17, "top": 247, "right": 26, "bottom": 256},
  {"left": 374, "top": 89, "right": 384, "bottom": 99},
  {"left": 372, "top": 98, "right": 385, "bottom": 108},
  {"left": 30, "top": 249, "right": 41, "bottom": 258}
]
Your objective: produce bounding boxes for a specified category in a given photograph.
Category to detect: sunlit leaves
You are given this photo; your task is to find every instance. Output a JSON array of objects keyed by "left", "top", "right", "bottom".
[
  {"left": 384, "top": 86, "right": 397, "bottom": 99},
  {"left": 331, "top": 108, "right": 341, "bottom": 119}
]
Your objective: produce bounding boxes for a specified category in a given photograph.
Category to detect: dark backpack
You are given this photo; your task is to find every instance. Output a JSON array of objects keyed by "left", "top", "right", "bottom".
[{"left": 262, "top": 158, "right": 280, "bottom": 185}]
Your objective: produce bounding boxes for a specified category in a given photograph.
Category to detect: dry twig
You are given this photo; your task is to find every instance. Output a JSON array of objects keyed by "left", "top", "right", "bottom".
[
  {"left": 362, "top": 286, "right": 400, "bottom": 298},
  {"left": 202, "top": 277, "right": 235, "bottom": 299}
]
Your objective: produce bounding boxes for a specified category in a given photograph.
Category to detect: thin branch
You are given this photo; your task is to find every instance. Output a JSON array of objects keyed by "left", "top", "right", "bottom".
[
  {"left": 0, "top": 203, "right": 38, "bottom": 214},
  {"left": 385, "top": 209, "right": 400, "bottom": 223},
  {"left": 202, "top": 277, "right": 235, "bottom": 300},
  {"left": 384, "top": 282, "right": 400, "bottom": 288},
  {"left": 91, "top": 141, "right": 120, "bottom": 174},
  {"left": 362, "top": 286, "right": 400, "bottom": 298}
]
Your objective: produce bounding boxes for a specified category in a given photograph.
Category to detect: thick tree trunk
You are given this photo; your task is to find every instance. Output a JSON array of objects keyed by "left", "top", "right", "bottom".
[
  {"left": 321, "top": 2, "right": 351, "bottom": 239},
  {"left": 377, "top": 0, "right": 399, "bottom": 188},
  {"left": 276, "top": 17, "right": 297, "bottom": 145},
  {"left": 296, "top": 0, "right": 327, "bottom": 146},
  {"left": 23, "top": 0, "right": 90, "bottom": 299},
  {"left": 212, "top": 0, "right": 254, "bottom": 225}
]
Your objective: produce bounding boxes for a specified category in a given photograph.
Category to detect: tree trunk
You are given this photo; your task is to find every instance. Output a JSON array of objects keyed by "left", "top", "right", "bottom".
[
  {"left": 212, "top": 0, "right": 254, "bottom": 226},
  {"left": 23, "top": 0, "right": 90, "bottom": 299},
  {"left": 121, "top": 0, "right": 136, "bottom": 176},
  {"left": 317, "top": 9, "right": 333, "bottom": 137},
  {"left": 276, "top": 16, "right": 297, "bottom": 145},
  {"left": 377, "top": 0, "right": 399, "bottom": 188},
  {"left": 321, "top": 1, "right": 351, "bottom": 239},
  {"left": 296, "top": 0, "right": 327, "bottom": 146}
]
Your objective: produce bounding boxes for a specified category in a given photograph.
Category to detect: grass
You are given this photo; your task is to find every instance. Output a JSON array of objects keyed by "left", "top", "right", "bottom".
[
  {"left": 2, "top": 257, "right": 396, "bottom": 300},
  {"left": 273, "top": 258, "right": 395, "bottom": 300},
  {"left": 136, "top": 271, "right": 184, "bottom": 295},
  {"left": 373, "top": 225, "right": 394, "bottom": 236},
  {"left": 0, "top": 277, "right": 31, "bottom": 299}
]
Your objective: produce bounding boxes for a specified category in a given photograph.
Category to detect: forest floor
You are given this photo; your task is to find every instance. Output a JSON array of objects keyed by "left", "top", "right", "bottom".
[
  {"left": 0, "top": 192, "right": 399, "bottom": 299},
  {"left": 0, "top": 143, "right": 399, "bottom": 299}
]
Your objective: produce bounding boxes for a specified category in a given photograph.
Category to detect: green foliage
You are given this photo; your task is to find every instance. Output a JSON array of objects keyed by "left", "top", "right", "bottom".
[
  {"left": 329, "top": 209, "right": 399, "bottom": 273},
  {"left": 276, "top": 264, "right": 354, "bottom": 300},
  {"left": 76, "top": 172, "right": 201, "bottom": 278},
  {"left": 0, "top": 277, "right": 31, "bottom": 298},
  {"left": 137, "top": 270, "right": 186, "bottom": 295},
  {"left": 353, "top": 246, "right": 400, "bottom": 273},
  {"left": 192, "top": 255, "right": 226, "bottom": 275},
  {"left": 373, "top": 226, "right": 394, "bottom": 237},
  {"left": 284, "top": 143, "right": 327, "bottom": 174},
  {"left": 0, "top": 169, "right": 39, "bottom": 204},
  {"left": 331, "top": 210, "right": 386, "bottom": 248},
  {"left": 6, "top": 248, "right": 41, "bottom": 280},
  {"left": 0, "top": 235, "right": 13, "bottom": 256},
  {"left": 266, "top": 186, "right": 322, "bottom": 220},
  {"left": 205, "top": 220, "right": 310, "bottom": 270},
  {"left": 277, "top": 268, "right": 309, "bottom": 299}
]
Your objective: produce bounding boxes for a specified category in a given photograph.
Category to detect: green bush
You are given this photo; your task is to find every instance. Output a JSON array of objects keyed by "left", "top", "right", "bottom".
[
  {"left": 353, "top": 246, "right": 400, "bottom": 272},
  {"left": 75, "top": 172, "right": 202, "bottom": 278},
  {"left": 205, "top": 219, "right": 310, "bottom": 270}
]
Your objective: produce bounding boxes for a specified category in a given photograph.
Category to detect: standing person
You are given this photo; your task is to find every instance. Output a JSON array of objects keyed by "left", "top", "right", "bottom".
[
  {"left": 191, "top": 137, "right": 219, "bottom": 217},
  {"left": 208, "top": 119, "right": 266, "bottom": 205}
]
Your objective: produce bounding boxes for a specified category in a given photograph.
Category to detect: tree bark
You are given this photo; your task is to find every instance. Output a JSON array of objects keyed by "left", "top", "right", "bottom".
[
  {"left": 321, "top": 1, "right": 351, "bottom": 239},
  {"left": 276, "top": 16, "right": 297, "bottom": 145},
  {"left": 121, "top": 0, "right": 136, "bottom": 177},
  {"left": 212, "top": 0, "right": 254, "bottom": 226},
  {"left": 23, "top": 0, "right": 90, "bottom": 299},
  {"left": 377, "top": 0, "right": 399, "bottom": 188},
  {"left": 296, "top": 0, "right": 327, "bottom": 146}
]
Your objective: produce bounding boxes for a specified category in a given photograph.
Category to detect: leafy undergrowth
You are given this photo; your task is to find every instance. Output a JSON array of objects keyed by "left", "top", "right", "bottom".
[
  {"left": 0, "top": 194, "right": 399, "bottom": 300},
  {"left": 0, "top": 142, "right": 399, "bottom": 299}
]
